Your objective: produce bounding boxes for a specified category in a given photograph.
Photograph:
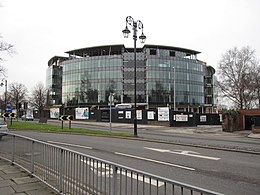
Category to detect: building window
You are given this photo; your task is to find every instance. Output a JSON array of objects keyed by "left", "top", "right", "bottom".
[
  {"left": 170, "top": 51, "right": 176, "bottom": 57},
  {"left": 150, "top": 49, "right": 157, "bottom": 55}
]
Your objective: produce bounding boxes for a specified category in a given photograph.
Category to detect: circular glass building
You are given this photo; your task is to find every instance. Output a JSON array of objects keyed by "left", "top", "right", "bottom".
[{"left": 47, "top": 44, "right": 215, "bottom": 113}]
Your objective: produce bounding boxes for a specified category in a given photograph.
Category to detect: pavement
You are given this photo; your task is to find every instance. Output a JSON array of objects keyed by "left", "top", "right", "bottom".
[
  {"left": 1, "top": 121, "right": 259, "bottom": 194},
  {"left": 0, "top": 158, "right": 58, "bottom": 195}
]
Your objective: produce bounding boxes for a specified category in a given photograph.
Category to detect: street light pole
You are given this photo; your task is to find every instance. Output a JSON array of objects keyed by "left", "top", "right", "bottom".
[
  {"left": 122, "top": 16, "right": 146, "bottom": 137},
  {"left": 1, "top": 79, "right": 7, "bottom": 112},
  {"left": 109, "top": 93, "right": 115, "bottom": 132},
  {"left": 4, "top": 79, "right": 7, "bottom": 112},
  {"left": 173, "top": 67, "right": 176, "bottom": 111}
]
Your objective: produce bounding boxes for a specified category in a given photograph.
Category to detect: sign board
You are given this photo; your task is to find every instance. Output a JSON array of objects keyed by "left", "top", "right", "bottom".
[
  {"left": 125, "top": 111, "right": 131, "bottom": 119},
  {"left": 200, "top": 115, "right": 207, "bottom": 122},
  {"left": 176, "top": 114, "right": 188, "bottom": 122},
  {"left": 137, "top": 110, "right": 142, "bottom": 120},
  {"left": 59, "top": 115, "right": 74, "bottom": 121},
  {"left": 5, "top": 105, "right": 12, "bottom": 113},
  {"left": 147, "top": 111, "right": 155, "bottom": 120},
  {"left": 118, "top": 111, "right": 124, "bottom": 119},
  {"left": 158, "top": 107, "right": 169, "bottom": 121},
  {"left": 2, "top": 112, "right": 16, "bottom": 118},
  {"left": 50, "top": 108, "right": 59, "bottom": 119},
  {"left": 75, "top": 107, "right": 89, "bottom": 119}
]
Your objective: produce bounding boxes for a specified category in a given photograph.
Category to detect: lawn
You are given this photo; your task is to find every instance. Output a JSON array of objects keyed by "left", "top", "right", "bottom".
[{"left": 8, "top": 121, "right": 133, "bottom": 137}]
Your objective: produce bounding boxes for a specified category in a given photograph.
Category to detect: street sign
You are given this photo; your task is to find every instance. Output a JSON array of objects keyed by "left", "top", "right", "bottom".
[
  {"left": 5, "top": 107, "right": 12, "bottom": 113},
  {"left": 2, "top": 112, "right": 16, "bottom": 118},
  {"left": 59, "top": 115, "right": 74, "bottom": 121}
]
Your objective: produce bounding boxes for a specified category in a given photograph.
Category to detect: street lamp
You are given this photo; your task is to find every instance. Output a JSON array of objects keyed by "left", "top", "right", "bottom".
[
  {"left": 0, "top": 79, "right": 7, "bottom": 112},
  {"left": 109, "top": 93, "right": 115, "bottom": 132},
  {"left": 122, "top": 16, "right": 146, "bottom": 137}
]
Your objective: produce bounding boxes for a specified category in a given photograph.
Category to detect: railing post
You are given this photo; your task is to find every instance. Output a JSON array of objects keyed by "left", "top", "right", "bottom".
[
  {"left": 59, "top": 148, "right": 64, "bottom": 193},
  {"left": 11, "top": 135, "right": 15, "bottom": 165},
  {"left": 112, "top": 165, "right": 118, "bottom": 195},
  {"left": 31, "top": 140, "right": 35, "bottom": 176}
]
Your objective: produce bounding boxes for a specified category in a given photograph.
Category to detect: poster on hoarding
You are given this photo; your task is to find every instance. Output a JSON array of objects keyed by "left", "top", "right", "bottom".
[
  {"left": 200, "top": 115, "right": 207, "bottom": 122},
  {"left": 147, "top": 111, "right": 155, "bottom": 120},
  {"left": 75, "top": 107, "right": 89, "bottom": 119},
  {"left": 158, "top": 107, "right": 169, "bottom": 121},
  {"left": 137, "top": 110, "right": 142, "bottom": 120},
  {"left": 50, "top": 108, "right": 59, "bottom": 119},
  {"left": 176, "top": 114, "right": 188, "bottom": 122},
  {"left": 125, "top": 111, "right": 131, "bottom": 119}
]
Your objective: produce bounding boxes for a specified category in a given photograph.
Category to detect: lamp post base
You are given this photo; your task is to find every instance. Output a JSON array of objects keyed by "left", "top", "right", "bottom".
[{"left": 134, "top": 118, "right": 138, "bottom": 137}]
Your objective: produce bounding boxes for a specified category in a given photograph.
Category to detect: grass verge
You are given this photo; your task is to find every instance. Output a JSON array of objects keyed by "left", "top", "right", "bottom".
[{"left": 8, "top": 121, "right": 133, "bottom": 137}]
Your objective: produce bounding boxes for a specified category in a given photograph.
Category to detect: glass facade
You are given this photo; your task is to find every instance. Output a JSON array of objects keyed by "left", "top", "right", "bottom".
[
  {"left": 46, "top": 65, "right": 63, "bottom": 105},
  {"left": 146, "top": 47, "right": 205, "bottom": 106},
  {"left": 47, "top": 45, "right": 215, "bottom": 112},
  {"left": 62, "top": 56, "right": 123, "bottom": 105}
]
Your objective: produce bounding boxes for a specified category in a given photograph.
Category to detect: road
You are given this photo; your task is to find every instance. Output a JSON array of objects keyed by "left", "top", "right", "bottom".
[
  {"left": 47, "top": 119, "right": 260, "bottom": 153},
  {"left": 11, "top": 129, "right": 260, "bottom": 195}
]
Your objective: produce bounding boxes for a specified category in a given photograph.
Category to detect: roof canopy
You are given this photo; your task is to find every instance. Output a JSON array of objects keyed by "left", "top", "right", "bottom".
[{"left": 65, "top": 44, "right": 201, "bottom": 57}]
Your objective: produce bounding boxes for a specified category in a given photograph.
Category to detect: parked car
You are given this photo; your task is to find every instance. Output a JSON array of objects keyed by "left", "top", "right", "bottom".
[
  {"left": 21, "top": 114, "right": 34, "bottom": 121},
  {"left": 0, "top": 118, "right": 8, "bottom": 140}
]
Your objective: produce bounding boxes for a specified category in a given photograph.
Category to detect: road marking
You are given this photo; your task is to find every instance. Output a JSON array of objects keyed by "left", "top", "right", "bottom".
[
  {"left": 47, "top": 141, "right": 92, "bottom": 150},
  {"left": 81, "top": 159, "right": 164, "bottom": 187},
  {"left": 144, "top": 147, "right": 220, "bottom": 161},
  {"left": 115, "top": 152, "right": 195, "bottom": 171}
]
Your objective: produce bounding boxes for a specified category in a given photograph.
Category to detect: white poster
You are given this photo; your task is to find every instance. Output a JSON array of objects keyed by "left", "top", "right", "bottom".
[
  {"left": 125, "top": 111, "right": 131, "bottom": 119},
  {"left": 176, "top": 114, "right": 188, "bottom": 122},
  {"left": 75, "top": 107, "right": 89, "bottom": 119},
  {"left": 158, "top": 107, "right": 169, "bottom": 121},
  {"left": 137, "top": 110, "right": 142, "bottom": 120},
  {"left": 200, "top": 115, "right": 207, "bottom": 122},
  {"left": 50, "top": 108, "right": 59, "bottom": 119},
  {"left": 147, "top": 111, "right": 155, "bottom": 120}
]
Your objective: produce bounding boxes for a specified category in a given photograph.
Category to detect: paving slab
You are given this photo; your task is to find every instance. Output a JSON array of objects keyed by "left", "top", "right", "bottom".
[{"left": 0, "top": 158, "right": 58, "bottom": 195}]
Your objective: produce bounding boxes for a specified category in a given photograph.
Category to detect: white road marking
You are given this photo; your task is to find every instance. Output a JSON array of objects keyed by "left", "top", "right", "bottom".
[
  {"left": 115, "top": 152, "right": 195, "bottom": 171},
  {"left": 144, "top": 147, "right": 220, "bottom": 161},
  {"left": 47, "top": 141, "right": 92, "bottom": 150},
  {"left": 81, "top": 159, "right": 164, "bottom": 187}
]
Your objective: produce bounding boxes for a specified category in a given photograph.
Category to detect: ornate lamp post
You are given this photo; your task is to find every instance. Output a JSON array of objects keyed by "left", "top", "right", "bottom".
[{"left": 122, "top": 16, "right": 146, "bottom": 137}]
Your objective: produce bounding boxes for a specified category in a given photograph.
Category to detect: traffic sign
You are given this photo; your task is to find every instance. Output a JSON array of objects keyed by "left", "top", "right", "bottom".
[
  {"left": 5, "top": 107, "right": 12, "bottom": 113},
  {"left": 59, "top": 115, "right": 74, "bottom": 121},
  {"left": 1, "top": 112, "right": 16, "bottom": 118}
]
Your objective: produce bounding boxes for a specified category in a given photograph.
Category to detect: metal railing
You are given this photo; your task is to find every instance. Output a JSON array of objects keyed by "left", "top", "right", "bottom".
[{"left": 0, "top": 133, "right": 224, "bottom": 195}]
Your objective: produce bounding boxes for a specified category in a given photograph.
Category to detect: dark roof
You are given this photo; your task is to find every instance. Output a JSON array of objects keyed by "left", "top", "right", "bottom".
[
  {"left": 65, "top": 44, "right": 125, "bottom": 57},
  {"left": 65, "top": 44, "right": 201, "bottom": 57},
  {"left": 143, "top": 44, "right": 201, "bottom": 55},
  {"left": 48, "top": 56, "right": 69, "bottom": 66}
]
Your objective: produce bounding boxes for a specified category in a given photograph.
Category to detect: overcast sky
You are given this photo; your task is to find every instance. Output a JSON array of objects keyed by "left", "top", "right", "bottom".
[{"left": 0, "top": 0, "right": 260, "bottom": 93}]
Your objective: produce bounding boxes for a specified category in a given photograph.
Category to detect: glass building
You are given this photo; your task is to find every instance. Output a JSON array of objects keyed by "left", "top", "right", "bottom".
[{"left": 46, "top": 44, "right": 216, "bottom": 113}]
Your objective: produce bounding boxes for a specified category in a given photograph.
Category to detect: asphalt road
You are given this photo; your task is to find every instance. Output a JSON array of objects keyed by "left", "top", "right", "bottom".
[
  {"left": 11, "top": 130, "right": 260, "bottom": 195},
  {"left": 47, "top": 120, "right": 260, "bottom": 153}
]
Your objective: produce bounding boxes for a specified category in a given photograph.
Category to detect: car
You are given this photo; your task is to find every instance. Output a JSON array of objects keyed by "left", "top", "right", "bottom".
[
  {"left": 21, "top": 114, "right": 34, "bottom": 121},
  {"left": 0, "top": 118, "right": 8, "bottom": 140}
]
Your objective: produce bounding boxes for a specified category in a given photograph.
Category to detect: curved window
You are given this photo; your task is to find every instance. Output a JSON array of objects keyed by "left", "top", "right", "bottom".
[
  {"left": 62, "top": 56, "right": 123, "bottom": 104},
  {"left": 147, "top": 56, "right": 205, "bottom": 105}
]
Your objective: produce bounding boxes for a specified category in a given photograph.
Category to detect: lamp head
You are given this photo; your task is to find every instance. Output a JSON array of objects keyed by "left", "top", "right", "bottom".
[
  {"left": 122, "top": 26, "right": 130, "bottom": 38},
  {"left": 139, "top": 32, "right": 146, "bottom": 43}
]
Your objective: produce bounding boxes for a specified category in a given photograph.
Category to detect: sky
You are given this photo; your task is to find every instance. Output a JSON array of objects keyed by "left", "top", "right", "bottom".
[{"left": 0, "top": 0, "right": 260, "bottom": 94}]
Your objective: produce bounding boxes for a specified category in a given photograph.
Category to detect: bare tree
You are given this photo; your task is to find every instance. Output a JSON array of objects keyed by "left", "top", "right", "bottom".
[
  {"left": 29, "top": 82, "right": 47, "bottom": 117},
  {"left": 8, "top": 82, "right": 28, "bottom": 117},
  {"left": 217, "top": 46, "right": 259, "bottom": 109},
  {"left": 0, "top": 35, "right": 15, "bottom": 76},
  {"left": 251, "top": 64, "right": 260, "bottom": 108}
]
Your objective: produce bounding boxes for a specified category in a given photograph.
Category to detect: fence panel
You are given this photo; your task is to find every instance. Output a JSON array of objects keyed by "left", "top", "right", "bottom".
[{"left": 0, "top": 133, "right": 223, "bottom": 195}]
